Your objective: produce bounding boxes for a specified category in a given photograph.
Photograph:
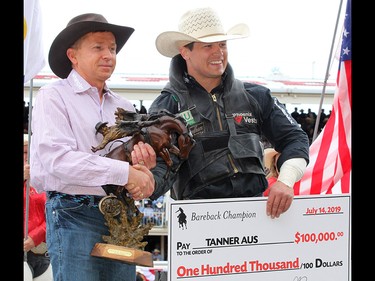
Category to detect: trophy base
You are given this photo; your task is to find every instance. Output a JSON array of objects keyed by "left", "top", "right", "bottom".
[{"left": 91, "top": 243, "right": 154, "bottom": 267}]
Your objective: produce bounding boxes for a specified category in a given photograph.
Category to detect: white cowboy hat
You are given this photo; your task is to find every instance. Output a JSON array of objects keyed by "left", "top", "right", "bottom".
[{"left": 155, "top": 7, "right": 249, "bottom": 58}]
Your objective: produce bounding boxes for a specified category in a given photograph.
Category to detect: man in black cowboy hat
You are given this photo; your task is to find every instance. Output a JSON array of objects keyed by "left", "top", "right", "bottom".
[
  {"left": 148, "top": 7, "right": 310, "bottom": 219},
  {"left": 29, "top": 13, "right": 156, "bottom": 281}
]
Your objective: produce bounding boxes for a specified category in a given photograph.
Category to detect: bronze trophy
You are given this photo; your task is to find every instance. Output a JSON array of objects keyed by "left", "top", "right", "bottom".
[
  {"left": 90, "top": 108, "right": 195, "bottom": 266},
  {"left": 91, "top": 188, "right": 154, "bottom": 266}
]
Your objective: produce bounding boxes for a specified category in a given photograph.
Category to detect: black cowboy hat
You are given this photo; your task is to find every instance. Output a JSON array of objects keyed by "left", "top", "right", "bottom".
[
  {"left": 48, "top": 13, "right": 134, "bottom": 78},
  {"left": 95, "top": 121, "right": 109, "bottom": 135}
]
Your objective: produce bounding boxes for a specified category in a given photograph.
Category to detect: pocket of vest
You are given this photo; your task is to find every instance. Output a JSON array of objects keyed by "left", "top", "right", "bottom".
[{"left": 228, "top": 133, "right": 261, "bottom": 159}]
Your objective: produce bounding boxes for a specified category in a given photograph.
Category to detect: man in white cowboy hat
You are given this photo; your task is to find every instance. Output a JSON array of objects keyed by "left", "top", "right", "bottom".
[
  {"left": 148, "top": 7, "right": 310, "bottom": 219},
  {"left": 29, "top": 13, "right": 157, "bottom": 281},
  {"left": 152, "top": 248, "right": 163, "bottom": 261}
]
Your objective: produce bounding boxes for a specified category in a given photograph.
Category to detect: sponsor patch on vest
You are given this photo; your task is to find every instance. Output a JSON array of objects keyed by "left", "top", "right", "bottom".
[
  {"left": 190, "top": 122, "right": 204, "bottom": 136},
  {"left": 179, "top": 110, "right": 195, "bottom": 125},
  {"left": 233, "top": 112, "right": 258, "bottom": 124}
]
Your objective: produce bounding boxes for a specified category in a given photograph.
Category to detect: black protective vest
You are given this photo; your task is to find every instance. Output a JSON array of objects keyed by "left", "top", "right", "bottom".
[{"left": 166, "top": 79, "right": 266, "bottom": 199}]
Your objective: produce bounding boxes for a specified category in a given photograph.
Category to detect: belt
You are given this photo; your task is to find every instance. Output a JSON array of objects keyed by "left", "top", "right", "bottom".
[{"left": 47, "top": 191, "right": 103, "bottom": 207}]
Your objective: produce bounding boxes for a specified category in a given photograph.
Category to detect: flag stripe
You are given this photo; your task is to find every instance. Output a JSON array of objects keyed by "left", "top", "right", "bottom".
[{"left": 337, "top": 60, "right": 352, "bottom": 193}]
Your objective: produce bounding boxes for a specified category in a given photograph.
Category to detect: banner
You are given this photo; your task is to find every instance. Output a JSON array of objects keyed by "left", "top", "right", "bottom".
[
  {"left": 24, "top": 0, "right": 45, "bottom": 84},
  {"left": 168, "top": 195, "right": 351, "bottom": 280}
]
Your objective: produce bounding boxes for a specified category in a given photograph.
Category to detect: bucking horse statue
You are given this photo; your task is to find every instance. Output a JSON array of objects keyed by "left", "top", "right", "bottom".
[{"left": 91, "top": 107, "right": 195, "bottom": 250}]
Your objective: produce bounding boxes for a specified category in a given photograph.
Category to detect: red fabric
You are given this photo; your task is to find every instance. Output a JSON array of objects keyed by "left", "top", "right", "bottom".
[
  {"left": 263, "top": 177, "right": 277, "bottom": 196},
  {"left": 24, "top": 181, "right": 47, "bottom": 246},
  {"left": 293, "top": 0, "right": 351, "bottom": 195}
]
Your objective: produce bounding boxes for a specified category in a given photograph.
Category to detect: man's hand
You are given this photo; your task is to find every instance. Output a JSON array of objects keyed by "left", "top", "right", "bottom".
[
  {"left": 126, "top": 165, "right": 155, "bottom": 200},
  {"left": 24, "top": 236, "right": 35, "bottom": 252},
  {"left": 266, "top": 181, "right": 294, "bottom": 219},
  {"left": 131, "top": 141, "right": 156, "bottom": 169}
]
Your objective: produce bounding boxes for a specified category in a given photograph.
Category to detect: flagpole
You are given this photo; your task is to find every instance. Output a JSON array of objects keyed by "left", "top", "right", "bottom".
[
  {"left": 24, "top": 78, "right": 33, "bottom": 262},
  {"left": 24, "top": 0, "right": 46, "bottom": 265},
  {"left": 312, "top": 0, "right": 344, "bottom": 142}
]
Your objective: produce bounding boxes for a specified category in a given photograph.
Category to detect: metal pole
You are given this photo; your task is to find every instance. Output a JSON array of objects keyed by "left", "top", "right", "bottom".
[
  {"left": 312, "top": 0, "right": 344, "bottom": 142},
  {"left": 24, "top": 78, "right": 33, "bottom": 262}
]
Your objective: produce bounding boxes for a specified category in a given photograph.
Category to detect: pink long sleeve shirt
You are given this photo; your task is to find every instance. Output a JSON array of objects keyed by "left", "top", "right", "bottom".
[{"left": 30, "top": 70, "right": 135, "bottom": 196}]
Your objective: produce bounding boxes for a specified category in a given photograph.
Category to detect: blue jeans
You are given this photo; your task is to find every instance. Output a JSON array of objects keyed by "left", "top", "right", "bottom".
[{"left": 45, "top": 196, "right": 136, "bottom": 281}]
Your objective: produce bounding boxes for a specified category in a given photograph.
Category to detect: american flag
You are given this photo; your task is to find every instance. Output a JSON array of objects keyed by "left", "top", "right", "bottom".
[{"left": 294, "top": 0, "right": 351, "bottom": 195}]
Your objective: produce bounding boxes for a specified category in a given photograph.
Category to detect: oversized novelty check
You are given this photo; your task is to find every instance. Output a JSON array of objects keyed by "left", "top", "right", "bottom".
[{"left": 168, "top": 194, "right": 351, "bottom": 281}]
